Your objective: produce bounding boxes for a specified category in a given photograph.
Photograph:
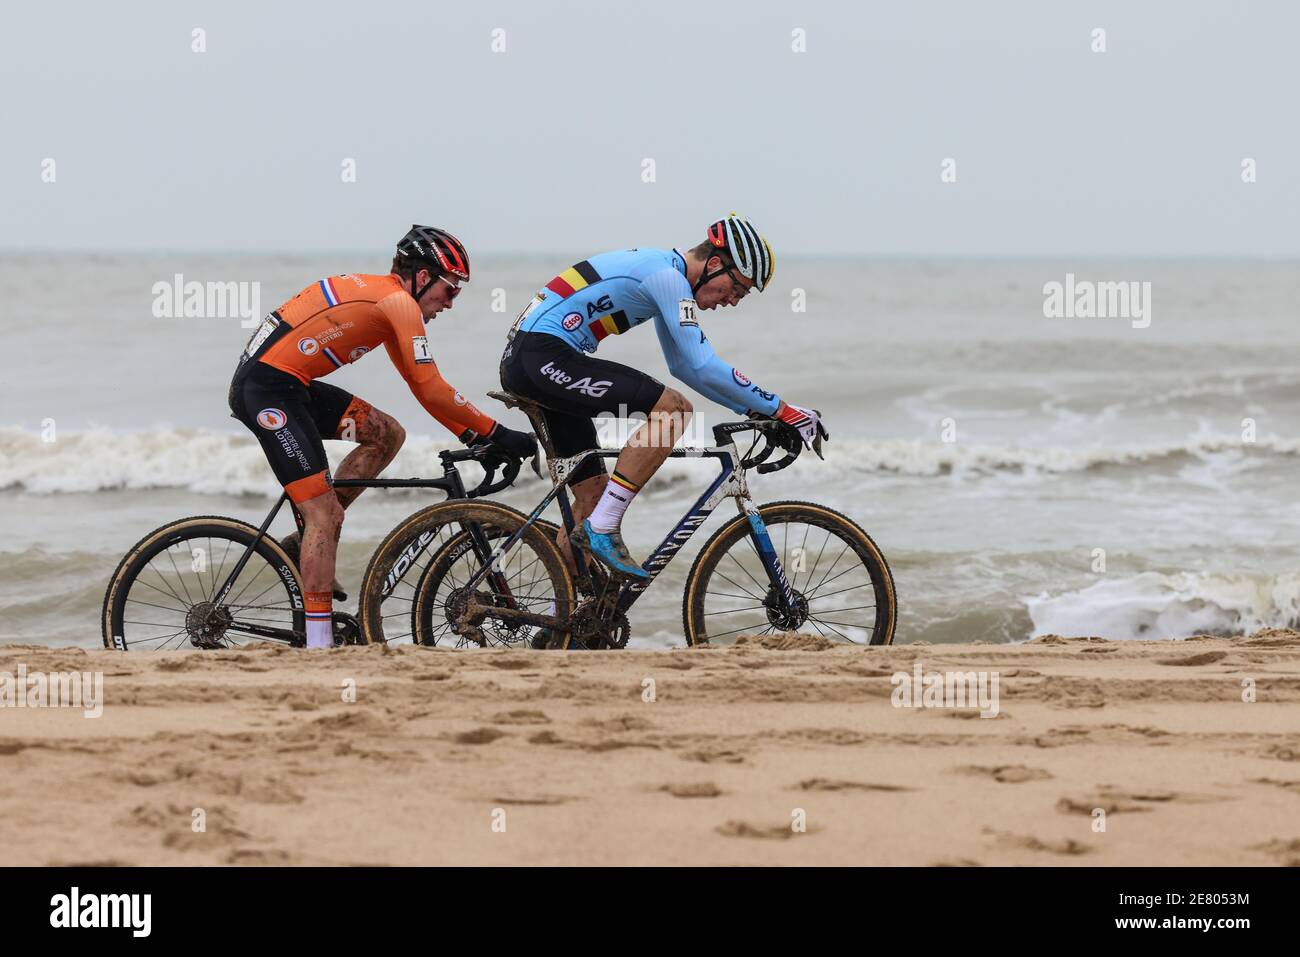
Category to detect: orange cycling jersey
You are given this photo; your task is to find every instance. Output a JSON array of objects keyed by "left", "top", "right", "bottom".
[{"left": 246, "top": 273, "right": 496, "bottom": 439}]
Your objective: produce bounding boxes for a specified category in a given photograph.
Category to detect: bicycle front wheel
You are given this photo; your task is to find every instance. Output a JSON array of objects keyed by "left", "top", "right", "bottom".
[{"left": 682, "top": 501, "right": 896, "bottom": 646}]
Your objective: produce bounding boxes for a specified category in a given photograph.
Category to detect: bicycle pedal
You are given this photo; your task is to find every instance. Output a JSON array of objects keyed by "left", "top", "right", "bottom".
[{"left": 331, "top": 612, "right": 361, "bottom": 646}]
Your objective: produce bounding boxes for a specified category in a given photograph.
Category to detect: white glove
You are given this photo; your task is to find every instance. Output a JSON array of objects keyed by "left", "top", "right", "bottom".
[{"left": 775, "top": 403, "right": 828, "bottom": 457}]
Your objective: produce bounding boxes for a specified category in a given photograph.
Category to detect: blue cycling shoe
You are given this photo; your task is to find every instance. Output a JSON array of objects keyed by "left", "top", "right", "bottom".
[{"left": 571, "top": 520, "right": 649, "bottom": 580}]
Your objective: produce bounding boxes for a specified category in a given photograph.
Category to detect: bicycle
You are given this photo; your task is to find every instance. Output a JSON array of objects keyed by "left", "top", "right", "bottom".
[
  {"left": 356, "top": 391, "right": 898, "bottom": 649},
  {"left": 101, "top": 446, "right": 544, "bottom": 649}
]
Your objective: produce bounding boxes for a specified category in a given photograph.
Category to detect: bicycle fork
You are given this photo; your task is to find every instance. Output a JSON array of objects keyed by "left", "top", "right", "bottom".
[{"left": 741, "top": 500, "right": 801, "bottom": 621}]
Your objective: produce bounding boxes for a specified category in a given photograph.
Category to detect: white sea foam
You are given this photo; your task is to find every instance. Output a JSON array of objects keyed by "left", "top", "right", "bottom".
[
  {"left": 3, "top": 426, "right": 1297, "bottom": 495},
  {"left": 1025, "top": 571, "right": 1300, "bottom": 641}
]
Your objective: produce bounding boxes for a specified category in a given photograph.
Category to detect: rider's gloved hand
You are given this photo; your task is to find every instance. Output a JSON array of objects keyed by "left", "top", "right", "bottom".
[
  {"left": 773, "top": 402, "right": 829, "bottom": 456},
  {"left": 471, "top": 421, "right": 537, "bottom": 460}
]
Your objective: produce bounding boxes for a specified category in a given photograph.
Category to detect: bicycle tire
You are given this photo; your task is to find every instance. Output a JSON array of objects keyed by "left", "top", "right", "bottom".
[
  {"left": 681, "top": 500, "right": 897, "bottom": 646},
  {"left": 358, "top": 502, "right": 573, "bottom": 646},
  {"left": 102, "top": 516, "right": 304, "bottom": 650}
]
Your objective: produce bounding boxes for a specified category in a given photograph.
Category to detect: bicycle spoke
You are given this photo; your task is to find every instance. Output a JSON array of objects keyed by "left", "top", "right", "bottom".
[
  {"left": 799, "top": 528, "right": 833, "bottom": 594},
  {"left": 138, "top": 569, "right": 190, "bottom": 609},
  {"left": 806, "top": 581, "right": 873, "bottom": 603},
  {"left": 206, "top": 537, "right": 236, "bottom": 602},
  {"left": 807, "top": 618, "right": 853, "bottom": 641},
  {"left": 124, "top": 596, "right": 191, "bottom": 616},
  {"left": 164, "top": 547, "right": 201, "bottom": 607},
  {"left": 808, "top": 540, "right": 850, "bottom": 595},
  {"left": 718, "top": 559, "right": 766, "bottom": 600},
  {"left": 805, "top": 562, "right": 866, "bottom": 599},
  {"left": 703, "top": 605, "right": 767, "bottom": 616}
]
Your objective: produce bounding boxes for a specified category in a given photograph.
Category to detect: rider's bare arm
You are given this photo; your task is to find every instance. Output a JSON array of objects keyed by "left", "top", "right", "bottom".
[{"left": 377, "top": 291, "right": 497, "bottom": 441}]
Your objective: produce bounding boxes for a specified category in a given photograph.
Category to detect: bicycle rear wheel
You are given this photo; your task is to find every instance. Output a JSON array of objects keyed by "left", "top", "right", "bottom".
[
  {"left": 409, "top": 519, "right": 560, "bottom": 647},
  {"left": 358, "top": 502, "right": 573, "bottom": 646},
  {"left": 682, "top": 501, "right": 896, "bottom": 646},
  {"left": 102, "top": 516, "right": 304, "bottom": 650}
]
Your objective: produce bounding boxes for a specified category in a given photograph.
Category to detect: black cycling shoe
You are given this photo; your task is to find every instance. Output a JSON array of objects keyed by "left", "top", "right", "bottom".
[{"left": 279, "top": 531, "right": 348, "bottom": 602}]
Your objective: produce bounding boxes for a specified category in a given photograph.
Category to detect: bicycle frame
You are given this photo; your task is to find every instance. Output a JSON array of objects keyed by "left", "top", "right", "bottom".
[
  {"left": 457, "top": 424, "right": 799, "bottom": 630},
  {"left": 208, "top": 464, "right": 479, "bottom": 644}
]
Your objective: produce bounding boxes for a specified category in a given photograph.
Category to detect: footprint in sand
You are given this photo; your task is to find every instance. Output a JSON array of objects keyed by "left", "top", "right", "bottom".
[
  {"left": 490, "top": 794, "right": 577, "bottom": 805},
  {"left": 985, "top": 828, "right": 1091, "bottom": 856},
  {"left": 452, "top": 727, "right": 508, "bottom": 745},
  {"left": 956, "top": 765, "right": 1052, "bottom": 784},
  {"left": 1262, "top": 743, "right": 1300, "bottom": 762},
  {"left": 716, "top": 820, "right": 817, "bottom": 840},
  {"left": 1057, "top": 786, "right": 1223, "bottom": 815},
  {"left": 796, "top": 777, "right": 914, "bottom": 792},
  {"left": 659, "top": 782, "right": 724, "bottom": 798},
  {"left": 1251, "top": 838, "right": 1300, "bottom": 865},
  {"left": 1155, "top": 651, "right": 1229, "bottom": 667},
  {"left": 680, "top": 748, "right": 746, "bottom": 764},
  {"left": 489, "top": 709, "right": 551, "bottom": 726},
  {"left": 225, "top": 848, "right": 296, "bottom": 865}
]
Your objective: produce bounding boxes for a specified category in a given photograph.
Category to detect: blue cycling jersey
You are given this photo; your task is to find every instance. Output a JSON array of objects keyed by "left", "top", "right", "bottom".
[{"left": 511, "top": 247, "right": 781, "bottom": 416}]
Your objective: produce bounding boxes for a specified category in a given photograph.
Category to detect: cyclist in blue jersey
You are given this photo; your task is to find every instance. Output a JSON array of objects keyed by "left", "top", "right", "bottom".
[{"left": 500, "top": 214, "right": 828, "bottom": 579}]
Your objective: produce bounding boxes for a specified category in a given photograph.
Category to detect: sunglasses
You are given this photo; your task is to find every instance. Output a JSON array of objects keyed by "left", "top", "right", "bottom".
[
  {"left": 437, "top": 274, "right": 462, "bottom": 299},
  {"left": 724, "top": 267, "right": 752, "bottom": 299}
]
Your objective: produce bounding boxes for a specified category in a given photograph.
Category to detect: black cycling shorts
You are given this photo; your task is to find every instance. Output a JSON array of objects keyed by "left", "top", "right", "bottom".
[
  {"left": 228, "top": 360, "right": 358, "bottom": 502},
  {"left": 499, "top": 332, "right": 665, "bottom": 483}
]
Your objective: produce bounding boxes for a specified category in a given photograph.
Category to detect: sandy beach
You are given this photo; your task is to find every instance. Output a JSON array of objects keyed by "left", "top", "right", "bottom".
[{"left": 2, "top": 631, "right": 1298, "bottom": 867}]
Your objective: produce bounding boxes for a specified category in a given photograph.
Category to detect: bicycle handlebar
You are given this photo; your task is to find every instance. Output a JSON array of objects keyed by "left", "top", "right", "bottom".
[
  {"left": 439, "top": 440, "right": 541, "bottom": 498},
  {"left": 715, "top": 419, "right": 806, "bottom": 475}
]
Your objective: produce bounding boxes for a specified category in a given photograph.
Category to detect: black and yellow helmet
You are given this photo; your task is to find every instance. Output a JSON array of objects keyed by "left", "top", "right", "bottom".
[{"left": 706, "top": 214, "right": 774, "bottom": 292}]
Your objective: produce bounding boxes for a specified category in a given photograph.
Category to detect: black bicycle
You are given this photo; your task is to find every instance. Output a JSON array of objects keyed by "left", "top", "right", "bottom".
[
  {"left": 356, "top": 391, "right": 897, "bottom": 649},
  {"left": 100, "top": 446, "right": 540, "bottom": 649}
]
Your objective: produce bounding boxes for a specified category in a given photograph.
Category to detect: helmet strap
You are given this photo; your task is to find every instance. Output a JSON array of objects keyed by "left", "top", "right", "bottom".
[
  {"left": 411, "top": 266, "right": 438, "bottom": 303},
  {"left": 692, "top": 255, "right": 728, "bottom": 295}
]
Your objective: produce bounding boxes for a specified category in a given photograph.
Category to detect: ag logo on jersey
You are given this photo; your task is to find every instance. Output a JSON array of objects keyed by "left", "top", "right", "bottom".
[
  {"left": 585, "top": 295, "right": 614, "bottom": 318},
  {"left": 256, "top": 408, "right": 287, "bottom": 430},
  {"left": 732, "top": 368, "right": 752, "bottom": 387},
  {"left": 349, "top": 346, "right": 369, "bottom": 362},
  {"left": 678, "top": 299, "right": 699, "bottom": 327},
  {"left": 298, "top": 337, "right": 320, "bottom": 356},
  {"left": 412, "top": 335, "right": 433, "bottom": 365},
  {"left": 453, "top": 391, "right": 468, "bottom": 406},
  {"left": 562, "top": 312, "right": 583, "bottom": 331}
]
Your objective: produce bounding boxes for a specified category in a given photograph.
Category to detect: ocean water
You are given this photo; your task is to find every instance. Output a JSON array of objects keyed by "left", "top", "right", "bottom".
[{"left": 5, "top": 254, "right": 1300, "bottom": 647}]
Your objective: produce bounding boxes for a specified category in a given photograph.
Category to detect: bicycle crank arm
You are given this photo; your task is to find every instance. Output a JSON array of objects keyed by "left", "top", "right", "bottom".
[
  {"left": 461, "top": 605, "right": 561, "bottom": 631},
  {"left": 226, "top": 621, "right": 302, "bottom": 645}
]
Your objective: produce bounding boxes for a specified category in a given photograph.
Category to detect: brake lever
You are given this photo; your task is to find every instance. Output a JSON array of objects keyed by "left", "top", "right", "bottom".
[{"left": 528, "top": 436, "right": 542, "bottom": 479}]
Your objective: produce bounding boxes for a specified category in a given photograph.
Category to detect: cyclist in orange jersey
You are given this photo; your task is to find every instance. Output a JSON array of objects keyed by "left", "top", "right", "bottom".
[{"left": 228, "top": 225, "right": 536, "bottom": 648}]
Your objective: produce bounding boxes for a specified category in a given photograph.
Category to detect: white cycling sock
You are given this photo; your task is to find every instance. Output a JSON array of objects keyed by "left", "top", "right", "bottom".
[
  {"left": 306, "top": 620, "right": 333, "bottom": 648},
  {"left": 587, "top": 471, "right": 641, "bottom": 533},
  {"left": 305, "top": 592, "right": 333, "bottom": 649}
]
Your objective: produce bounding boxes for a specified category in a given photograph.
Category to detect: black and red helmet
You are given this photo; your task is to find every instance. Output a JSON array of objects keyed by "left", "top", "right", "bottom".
[{"left": 396, "top": 225, "right": 471, "bottom": 282}]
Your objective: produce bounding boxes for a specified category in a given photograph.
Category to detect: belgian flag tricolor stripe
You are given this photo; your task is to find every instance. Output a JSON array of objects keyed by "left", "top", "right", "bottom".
[
  {"left": 545, "top": 260, "right": 602, "bottom": 298},
  {"left": 587, "top": 310, "right": 632, "bottom": 341}
]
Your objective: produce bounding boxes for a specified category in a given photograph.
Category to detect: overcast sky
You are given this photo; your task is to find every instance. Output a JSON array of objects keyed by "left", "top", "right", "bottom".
[{"left": 3, "top": 0, "right": 1298, "bottom": 256}]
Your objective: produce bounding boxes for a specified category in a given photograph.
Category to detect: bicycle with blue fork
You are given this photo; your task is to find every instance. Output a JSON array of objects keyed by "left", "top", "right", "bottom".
[{"left": 355, "top": 391, "right": 897, "bottom": 649}]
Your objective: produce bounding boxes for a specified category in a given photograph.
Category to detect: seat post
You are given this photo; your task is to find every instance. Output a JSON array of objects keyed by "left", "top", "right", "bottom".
[{"left": 487, "top": 390, "right": 558, "bottom": 461}]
